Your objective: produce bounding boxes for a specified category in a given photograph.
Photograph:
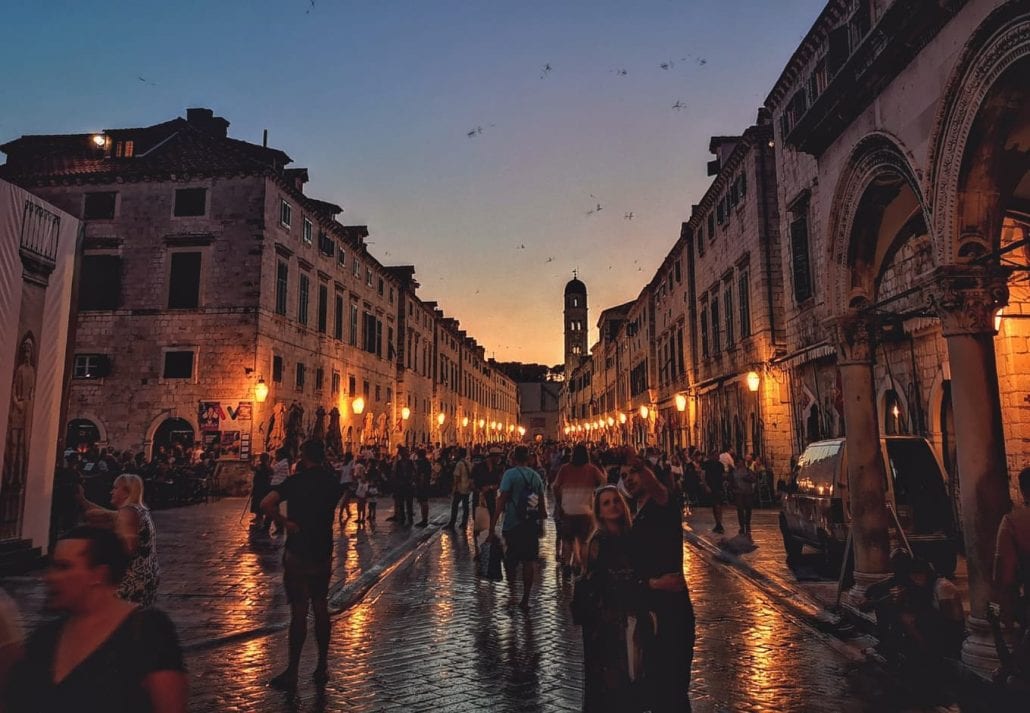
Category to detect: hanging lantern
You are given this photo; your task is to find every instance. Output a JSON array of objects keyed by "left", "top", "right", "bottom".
[{"left": 254, "top": 378, "right": 269, "bottom": 403}]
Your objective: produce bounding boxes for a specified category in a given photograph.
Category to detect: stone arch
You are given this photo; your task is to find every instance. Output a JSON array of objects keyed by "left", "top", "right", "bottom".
[
  {"left": 66, "top": 413, "right": 109, "bottom": 446},
  {"left": 876, "top": 376, "right": 911, "bottom": 435},
  {"left": 928, "top": 4, "right": 1030, "bottom": 263},
  {"left": 143, "top": 409, "right": 200, "bottom": 456},
  {"left": 825, "top": 132, "right": 933, "bottom": 318}
]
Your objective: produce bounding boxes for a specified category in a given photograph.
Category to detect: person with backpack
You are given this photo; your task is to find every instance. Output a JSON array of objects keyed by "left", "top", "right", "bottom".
[
  {"left": 492, "top": 445, "right": 547, "bottom": 611},
  {"left": 446, "top": 448, "right": 473, "bottom": 530}
]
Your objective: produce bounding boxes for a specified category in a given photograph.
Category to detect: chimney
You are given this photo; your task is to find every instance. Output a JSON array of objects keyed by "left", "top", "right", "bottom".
[{"left": 185, "top": 108, "right": 229, "bottom": 138}]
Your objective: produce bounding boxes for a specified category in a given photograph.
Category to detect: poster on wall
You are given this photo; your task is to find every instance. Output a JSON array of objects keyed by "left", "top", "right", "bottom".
[
  {"left": 199, "top": 402, "right": 222, "bottom": 432},
  {"left": 220, "top": 431, "right": 241, "bottom": 460}
]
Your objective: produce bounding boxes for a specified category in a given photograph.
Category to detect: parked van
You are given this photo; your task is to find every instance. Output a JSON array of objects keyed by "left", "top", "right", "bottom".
[{"left": 779, "top": 436, "right": 957, "bottom": 575}]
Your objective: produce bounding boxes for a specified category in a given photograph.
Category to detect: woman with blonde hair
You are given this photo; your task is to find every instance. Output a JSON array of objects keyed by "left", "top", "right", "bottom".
[
  {"left": 575, "top": 484, "right": 650, "bottom": 712},
  {"left": 77, "top": 473, "right": 160, "bottom": 607}
]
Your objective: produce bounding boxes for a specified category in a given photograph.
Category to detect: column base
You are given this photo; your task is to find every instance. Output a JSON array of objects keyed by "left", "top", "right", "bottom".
[
  {"left": 961, "top": 615, "right": 1015, "bottom": 680},
  {"left": 841, "top": 569, "right": 888, "bottom": 611}
]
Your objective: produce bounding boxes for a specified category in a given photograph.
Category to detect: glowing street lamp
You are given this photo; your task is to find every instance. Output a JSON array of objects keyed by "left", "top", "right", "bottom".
[
  {"left": 517, "top": 426, "right": 526, "bottom": 437},
  {"left": 254, "top": 377, "right": 269, "bottom": 403},
  {"left": 352, "top": 397, "right": 365, "bottom": 415},
  {"left": 675, "top": 393, "right": 687, "bottom": 412},
  {"left": 639, "top": 405, "right": 649, "bottom": 420},
  {"left": 401, "top": 406, "right": 411, "bottom": 421},
  {"left": 619, "top": 412, "right": 627, "bottom": 425},
  {"left": 747, "top": 370, "right": 761, "bottom": 393},
  {"left": 462, "top": 416, "right": 469, "bottom": 428},
  {"left": 437, "top": 412, "right": 446, "bottom": 426},
  {"left": 479, "top": 418, "right": 486, "bottom": 429},
  {"left": 606, "top": 416, "right": 615, "bottom": 427},
  {"left": 91, "top": 134, "right": 106, "bottom": 147}
]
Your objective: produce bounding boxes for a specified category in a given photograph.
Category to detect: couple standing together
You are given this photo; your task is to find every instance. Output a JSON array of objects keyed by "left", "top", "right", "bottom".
[{"left": 575, "top": 449, "right": 694, "bottom": 713}]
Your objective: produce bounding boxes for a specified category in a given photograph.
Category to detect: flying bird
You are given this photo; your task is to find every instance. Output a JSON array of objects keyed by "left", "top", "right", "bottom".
[
  {"left": 466, "top": 126, "right": 484, "bottom": 138},
  {"left": 517, "top": 244, "right": 525, "bottom": 249},
  {"left": 545, "top": 257, "right": 553, "bottom": 263},
  {"left": 659, "top": 61, "right": 674, "bottom": 70},
  {"left": 624, "top": 212, "right": 634, "bottom": 220},
  {"left": 672, "top": 100, "right": 686, "bottom": 111},
  {"left": 614, "top": 68, "right": 628, "bottom": 76},
  {"left": 137, "top": 75, "right": 156, "bottom": 86},
  {"left": 540, "top": 63, "right": 552, "bottom": 79}
]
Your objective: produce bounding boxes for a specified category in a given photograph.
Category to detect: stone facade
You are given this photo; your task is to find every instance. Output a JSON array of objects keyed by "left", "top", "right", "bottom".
[{"left": 0, "top": 108, "right": 518, "bottom": 459}]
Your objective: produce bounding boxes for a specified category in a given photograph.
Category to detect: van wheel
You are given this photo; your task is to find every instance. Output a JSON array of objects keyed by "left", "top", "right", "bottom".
[{"left": 780, "top": 514, "right": 803, "bottom": 563}]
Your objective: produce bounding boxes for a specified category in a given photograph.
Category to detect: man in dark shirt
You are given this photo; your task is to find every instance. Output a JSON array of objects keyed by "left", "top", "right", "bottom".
[
  {"left": 471, "top": 447, "right": 505, "bottom": 517},
  {"left": 391, "top": 447, "right": 416, "bottom": 525},
  {"left": 624, "top": 457, "right": 695, "bottom": 713},
  {"left": 261, "top": 440, "right": 340, "bottom": 690},
  {"left": 701, "top": 452, "right": 726, "bottom": 534}
]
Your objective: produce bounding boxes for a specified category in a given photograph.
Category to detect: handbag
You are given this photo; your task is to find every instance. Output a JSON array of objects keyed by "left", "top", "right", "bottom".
[{"left": 478, "top": 537, "right": 504, "bottom": 581}]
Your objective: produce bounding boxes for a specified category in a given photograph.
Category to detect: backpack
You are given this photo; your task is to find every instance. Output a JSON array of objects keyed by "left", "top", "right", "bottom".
[{"left": 513, "top": 467, "right": 542, "bottom": 523}]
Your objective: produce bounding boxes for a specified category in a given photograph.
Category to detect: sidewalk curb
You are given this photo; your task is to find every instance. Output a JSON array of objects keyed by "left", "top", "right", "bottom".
[
  {"left": 681, "top": 523, "right": 867, "bottom": 663},
  {"left": 183, "top": 513, "right": 449, "bottom": 653}
]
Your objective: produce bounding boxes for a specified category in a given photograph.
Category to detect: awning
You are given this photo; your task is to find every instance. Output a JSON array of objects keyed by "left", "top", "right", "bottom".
[{"left": 772, "top": 342, "right": 835, "bottom": 370}]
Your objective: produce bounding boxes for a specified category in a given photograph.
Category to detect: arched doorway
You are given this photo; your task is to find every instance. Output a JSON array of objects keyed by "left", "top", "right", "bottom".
[
  {"left": 151, "top": 418, "right": 194, "bottom": 460},
  {"left": 65, "top": 419, "right": 101, "bottom": 451}
]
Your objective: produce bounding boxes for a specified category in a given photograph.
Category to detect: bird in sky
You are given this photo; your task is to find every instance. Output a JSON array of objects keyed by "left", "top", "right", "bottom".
[
  {"left": 137, "top": 75, "right": 156, "bottom": 86},
  {"left": 540, "top": 63, "right": 552, "bottom": 79},
  {"left": 466, "top": 126, "right": 483, "bottom": 138},
  {"left": 672, "top": 100, "right": 686, "bottom": 111},
  {"left": 517, "top": 244, "right": 525, "bottom": 249},
  {"left": 624, "top": 212, "right": 634, "bottom": 220},
  {"left": 659, "top": 61, "right": 673, "bottom": 70},
  {"left": 697, "top": 57, "right": 708, "bottom": 66},
  {"left": 306, "top": 0, "right": 315, "bottom": 14},
  {"left": 615, "top": 68, "right": 628, "bottom": 76},
  {"left": 545, "top": 257, "right": 553, "bottom": 263}
]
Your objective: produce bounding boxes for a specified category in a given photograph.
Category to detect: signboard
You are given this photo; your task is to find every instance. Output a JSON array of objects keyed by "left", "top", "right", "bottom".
[{"left": 197, "top": 400, "right": 253, "bottom": 460}]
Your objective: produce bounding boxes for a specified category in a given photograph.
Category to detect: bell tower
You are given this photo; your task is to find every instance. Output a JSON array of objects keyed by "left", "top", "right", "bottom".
[{"left": 564, "top": 271, "right": 588, "bottom": 374}]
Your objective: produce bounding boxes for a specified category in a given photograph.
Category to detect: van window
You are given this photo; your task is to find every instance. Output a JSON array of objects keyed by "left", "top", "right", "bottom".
[
  {"left": 796, "top": 441, "right": 842, "bottom": 496},
  {"left": 884, "top": 439, "right": 952, "bottom": 534}
]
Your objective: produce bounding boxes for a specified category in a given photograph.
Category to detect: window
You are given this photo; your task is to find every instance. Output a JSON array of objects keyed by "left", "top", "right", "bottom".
[
  {"left": 73, "top": 354, "right": 108, "bottom": 379},
  {"left": 315, "top": 366, "right": 325, "bottom": 391},
  {"left": 334, "top": 294, "right": 344, "bottom": 340},
  {"left": 337, "top": 245, "right": 346, "bottom": 267},
  {"left": 389, "top": 287, "right": 394, "bottom": 305},
  {"left": 366, "top": 267, "right": 373, "bottom": 287},
  {"left": 738, "top": 172, "right": 747, "bottom": 200},
  {"left": 173, "top": 188, "right": 206, "bottom": 217},
  {"left": 83, "top": 192, "right": 116, "bottom": 220},
  {"left": 377, "top": 277, "right": 384, "bottom": 296},
  {"left": 723, "top": 281, "right": 734, "bottom": 347},
  {"left": 317, "top": 283, "right": 328, "bottom": 333},
  {"left": 700, "top": 298, "right": 708, "bottom": 356},
  {"left": 353, "top": 258, "right": 360, "bottom": 278},
  {"left": 168, "top": 252, "right": 201, "bottom": 309},
  {"left": 295, "top": 363, "right": 306, "bottom": 391},
  {"left": 710, "top": 294, "right": 721, "bottom": 353},
  {"left": 349, "top": 304, "right": 358, "bottom": 346},
  {"left": 272, "top": 355, "right": 283, "bottom": 383},
  {"left": 790, "top": 212, "right": 813, "bottom": 303},
  {"left": 318, "top": 231, "right": 334, "bottom": 258},
  {"left": 363, "top": 312, "right": 383, "bottom": 357},
  {"left": 387, "top": 387, "right": 392, "bottom": 403},
  {"left": 303, "top": 218, "right": 313, "bottom": 245},
  {"left": 363, "top": 380, "right": 370, "bottom": 398},
  {"left": 331, "top": 371, "right": 341, "bottom": 394},
  {"left": 707, "top": 212, "right": 716, "bottom": 239},
  {"left": 78, "top": 255, "right": 121, "bottom": 310},
  {"left": 697, "top": 230, "right": 705, "bottom": 257},
  {"left": 114, "top": 140, "right": 134, "bottom": 158},
  {"left": 388, "top": 326, "right": 395, "bottom": 360},
  {"left": 716, "top": 197, "right": 726, "bottom": 225},
  {"left": 163, "top": 351, "right": 194, "bottom": 379},
  {"left": 729, "top": 182, "right": 739, "bottom": 208},
  {"left": 298, "top": 273, "right": 310, "bottom": 326},
  {"left": 375, "top": 384, "right": 381, "bottom": 402},
  {"left": 674, "top": 259, "right": 682, "bottom": 283},
  {"left": 348, "top": 375, "right": 356, "bottom": 396},
  {"left": 275, "top": 261, "right": 288, "bottom": 315},
  {"left": 739, "top": 268, "right": 751, "bottom": 338},
  {"left": 279, "top": 199, "right": 292, "bottom": 228}
]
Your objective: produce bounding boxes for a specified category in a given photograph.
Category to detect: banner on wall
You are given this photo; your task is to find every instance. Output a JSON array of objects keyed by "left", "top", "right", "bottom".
[{"left": 197, "top": 400, "right": 253, "bottom": 460}]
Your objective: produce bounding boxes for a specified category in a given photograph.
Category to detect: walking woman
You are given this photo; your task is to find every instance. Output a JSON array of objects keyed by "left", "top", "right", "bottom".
[
  {"left": 77, "top": 473, "right": 160, "bottom": 607},
  {"left": 577, "top": 485, "right": 649, "bottom": 712}
]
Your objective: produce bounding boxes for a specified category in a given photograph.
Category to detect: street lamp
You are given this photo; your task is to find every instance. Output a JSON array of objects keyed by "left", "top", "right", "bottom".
[
  {"left": 254, "top": 377, "right": 269, "bottom": 403},
  {"left": 401, "top": 406, "right": 411, "bottom": 421},
  {"left": 352, "top": 397, "right": 365, "bottom": 415},
  {"left": 675, "top": 393, "right": 687, "bottom": 412},
  {"left": 517, "top": 425, "right": 526, "bottom": 437},
  {"left": 639, "top": 405, "right": 649, "bottom": 420},
  {"left": 747, "top": 370, "right": 761, "bottom": 393},
  {"left": 619, "top": 412, "right": 627, "bottom": 424},
  {"left": 462, "top": 416, "right": 469, "bottom": 428},
  {"left": 606, "top": 416, "right": 615, "bottom": 427},
  {"left": 437, "top": 412, "right": 446, "bottom": 426}
]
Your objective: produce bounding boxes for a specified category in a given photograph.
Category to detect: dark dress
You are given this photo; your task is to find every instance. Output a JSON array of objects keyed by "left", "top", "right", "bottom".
[
  {"left": 8, "top": 607, "right": 184, "bottom": 713},
  {"left": 251, "top": 463, "right": 273, "bottom": 515},
  {"left": 581, "top": 530, "right": 649, "bottom": 713}
]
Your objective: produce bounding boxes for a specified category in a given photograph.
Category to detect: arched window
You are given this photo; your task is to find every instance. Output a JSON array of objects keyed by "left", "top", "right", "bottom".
[{"left": 884, "top": 389, "right": 908, "bottom": 435}]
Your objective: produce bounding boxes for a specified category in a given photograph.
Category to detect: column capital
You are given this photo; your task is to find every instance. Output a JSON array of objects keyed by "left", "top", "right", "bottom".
[
  {"left": 928, "top": 265, "right": 1009, "bottom": 337},
  {"left": 828, "top": 311, "right": 876, "bottom": 366}
]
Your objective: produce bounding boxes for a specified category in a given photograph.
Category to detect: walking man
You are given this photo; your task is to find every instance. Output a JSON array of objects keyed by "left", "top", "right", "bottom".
[
  {"left": 390, "top": 447, "right": 416, "bottom": 525},
  {"left": 261, "top": 440, "right": 340, "bottom": 689},
  {"left": 446, "top": 447, "right": 472, "bottom": 529},
  {"left": 472, "top": 446, "right": 505, "bottom": 518},
  {"left": 492, "top": 445, "right": 546, "bottom": 611}
]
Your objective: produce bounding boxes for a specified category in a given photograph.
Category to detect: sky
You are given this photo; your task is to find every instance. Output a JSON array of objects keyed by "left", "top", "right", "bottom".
[{"left": 1, "top": 0, "right": 825, "bottom": 365}]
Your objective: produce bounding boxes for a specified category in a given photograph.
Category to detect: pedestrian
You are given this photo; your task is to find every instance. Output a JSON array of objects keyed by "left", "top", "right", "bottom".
[
  {"left": 414, "top": 448, "right": 432, "bottom": 527},
  {"left": 992, "top": 467, "right": 1030, "bottom": 683},
  {"left": 701, "top": 452, "right": 725, "bottom": 534},
  {"left": 260, "top": 440, "right": 340, "bottom": 689},
  {"left": 250, "top": 453, "right": 273, "bottom": 529},
  {"left": 77, "top": 474, "right": 160, "bottom": 608},
  {"left": 577, "top": 485, "right": 648, "bottom": 712},
  {"left": 731, "top": 454, "right": 756, "bottom": 538},
  {"left": 623, "top": 456, "right": 695, "bottom": 713},
  {"left": 389, "top": 447, "right": 416, "bottom": 525},
  {"left": 492, "top": 445, "right": 547, "bottom": 611},
  {"left": 553, "top": 444, "right": 606, "bottom": 576},
  {"left": 472, "top": 446, "right": 505, "bottom": 518},
  {"left": 366, "top": 469, "right": 379, "bottom": 523},
  {"left": 336, "top": 452, "right": 356, "bottom": 524},
  {"left": 6, "top": 526, "right": 187, "bottom": 712},
  {"left": 446, "top": 448, "right": 473, "bottom": 530},
  {"left": 268, "top": 447, "right": 292, "bottom": 536},
  {"left": 355, "top": 469, "right": 369, "bottom": 525}
]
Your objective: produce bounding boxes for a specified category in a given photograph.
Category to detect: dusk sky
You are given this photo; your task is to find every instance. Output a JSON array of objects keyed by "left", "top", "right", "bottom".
[{"left": 2, "top": 0, "right": 824, "bottom": 365}]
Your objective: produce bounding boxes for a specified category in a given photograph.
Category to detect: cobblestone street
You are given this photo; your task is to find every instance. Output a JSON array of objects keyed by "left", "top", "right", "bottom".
[{"left": 170, "top": 501, "right": 962, "bottom": 712}]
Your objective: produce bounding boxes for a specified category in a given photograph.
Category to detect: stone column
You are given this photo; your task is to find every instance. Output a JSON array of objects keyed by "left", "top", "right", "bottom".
[
  {"left": 832, "top": 312, "right": 891, "bottom": 603},
  {"left": 930, "top": 265, "right": 1012, "bottom": 677}
]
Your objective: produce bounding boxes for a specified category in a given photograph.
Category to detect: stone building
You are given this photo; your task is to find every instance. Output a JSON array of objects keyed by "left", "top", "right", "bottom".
[
  {"left": 764, "top": 0, "right": 1028, "bottom": 675},
  {"left": 651, "top": 234, "right": 690, "bottom": 452},
  {"left": 684, "top": 111, "right": 792, "bottom": 470},
  {"left": 0, "top": 108, "right": 519, "bottom": 460},
  {"left": 518, "top": 381, "right": 561, "bottom": 441}
]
